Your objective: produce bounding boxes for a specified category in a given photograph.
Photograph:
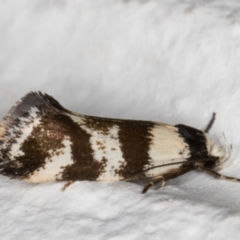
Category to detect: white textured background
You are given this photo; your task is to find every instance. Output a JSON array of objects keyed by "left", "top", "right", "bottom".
[{"left": 1, "top": 0, "right": 240, "bottom": 239}]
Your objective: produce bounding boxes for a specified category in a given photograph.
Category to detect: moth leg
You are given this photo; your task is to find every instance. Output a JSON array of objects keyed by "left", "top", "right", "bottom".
[
  {"left": 195, "top": 166, "right": 240, "bottom": 182},
  {"left": 61, "top": 181, "right": 74, "bottom": 191},
  {"left": 142, "top": 176, "right": 165, "bottom": 194},
  {"left": 142, "top": 166, "right": 192, "bottom": 194},
  {"left": 204, "top": 112, "right": 216, "bottom": 133},
  {"left": 122, "top": 172, "right": 146, "bottom": 182}
]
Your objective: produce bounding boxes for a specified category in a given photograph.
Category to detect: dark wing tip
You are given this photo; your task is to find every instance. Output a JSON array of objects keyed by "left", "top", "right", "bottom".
[{"left": 1, "top": 91, "right": 70, "bottom": 132}]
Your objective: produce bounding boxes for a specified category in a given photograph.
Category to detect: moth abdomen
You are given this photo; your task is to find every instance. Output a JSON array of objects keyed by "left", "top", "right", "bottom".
[{"left": 0, "top": 92, "right": 238, "bottom": 193}]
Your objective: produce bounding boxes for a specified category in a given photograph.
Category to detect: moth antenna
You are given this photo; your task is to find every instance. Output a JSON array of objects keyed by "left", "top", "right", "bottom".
[
  {"left": 204, "top": 112, "right": 216, "bottom": 133},
  {"left": 123, "top": 156, "right": 220, "bottom": 182},
  {"left": 122, "top": 161, "right": 187, "bottom": 181}
]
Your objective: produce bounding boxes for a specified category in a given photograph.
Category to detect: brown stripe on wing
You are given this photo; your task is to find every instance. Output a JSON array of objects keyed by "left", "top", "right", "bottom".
[
  {"left": 116, "top": 121, "right": 154, "bottom": 179},
  {"left": 55, "top": 114, "right": 107, "bottom": 181},
  {"left": 78, "top": 116, "right": 155, "bottom": 180}
]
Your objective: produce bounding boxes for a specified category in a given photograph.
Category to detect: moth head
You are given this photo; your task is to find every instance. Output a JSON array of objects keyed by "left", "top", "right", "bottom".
[{"left": 208, "top": 136, "right": 230, "bottom": 171}]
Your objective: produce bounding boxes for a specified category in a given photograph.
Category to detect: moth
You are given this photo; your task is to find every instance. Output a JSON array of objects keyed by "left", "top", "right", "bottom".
[{"left": 0, "top": 92, "right": 239, "bottom": 193}]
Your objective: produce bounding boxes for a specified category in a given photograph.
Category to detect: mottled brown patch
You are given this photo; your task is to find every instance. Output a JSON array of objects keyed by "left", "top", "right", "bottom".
[
  {"left": 14, "top": 137, "right": 54, "bottom": 177},
  {"left": 96, "top": 140, "right": 105, "bottom": 150},
  {"left": 15, "top": 115, "right": 69, "bottom": 177},
  {"left": 83, "top": 116, "right": 115, "bottom": 134},
  {"left": 116, "top": 120, "right": 154, "bottom": 179}
]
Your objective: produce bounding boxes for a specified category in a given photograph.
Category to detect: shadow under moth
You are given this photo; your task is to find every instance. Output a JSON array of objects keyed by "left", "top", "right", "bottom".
[{"left": 0, "top": 92, "right": 239, "bottom": 193}]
